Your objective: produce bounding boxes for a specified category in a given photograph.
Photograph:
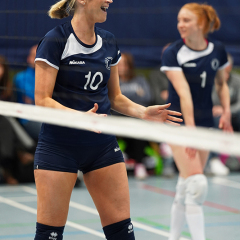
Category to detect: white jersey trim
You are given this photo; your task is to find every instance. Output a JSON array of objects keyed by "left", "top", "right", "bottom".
[
  {"left": 160, "top": 66, "right": 182, "bottom": 72},
  {"left": 61, "top": 33, "right": 102, "bottom": 60},
  {"left": 177, "top": 42, "right": 214, "bottom": 66},
  {"left": 110, "top": 56, "right": 122, "bottom": 67},
  {"left": 218, "top": 61, "right": 230, "bottom": 70},
  {"left": 35, "top": 58, "right": 59, "bottom": 70}
]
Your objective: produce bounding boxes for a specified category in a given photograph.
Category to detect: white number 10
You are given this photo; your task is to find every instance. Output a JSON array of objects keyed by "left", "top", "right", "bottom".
[
  {"left": 84, "top": 71, "right": 103, "bottom": 90},
  {"left": 200, "top": 71, "right": 207, "bottom": 88}
]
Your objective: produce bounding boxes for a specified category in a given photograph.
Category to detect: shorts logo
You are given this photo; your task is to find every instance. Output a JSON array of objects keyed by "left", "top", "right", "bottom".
[
  {"left": 114, "top": 147, "right": 120, "bottom": 152},
  {"left": 105, "top": 57, "right": 113, "bottom": 70},
  {"left": 128, "top": 224, "right": 133, "bottom": 233},
  {"left": 211, "top": 58, "right": 219, "bottom": 70},
  {"left": 69, "top": 60, "right": 85, "bottom": 65},
  {"left": 49, "top": 232, "right": 58, "bottom": 240}
]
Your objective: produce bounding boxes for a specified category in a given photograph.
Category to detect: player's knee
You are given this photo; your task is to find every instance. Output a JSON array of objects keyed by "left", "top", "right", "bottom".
[
  {"left": 174, "top": 176, "right": 186, "bottom": 205},
  {"left": 34, "top": 222, "right": 65, "bottom": 240},
  {"left": 103, "top": 218, "right": 135, "bottom": 240},
  {"left": 185, "top": 174, "right": 208, "bottom": 205}
]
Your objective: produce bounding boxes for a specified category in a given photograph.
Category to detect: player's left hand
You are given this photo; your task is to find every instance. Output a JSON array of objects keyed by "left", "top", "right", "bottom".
[
  {"left": 219, "top": 111, "right": 233, "bottom": 132},
  {"left": 142, "top": 103, "right": 183, "bottom": 125}
]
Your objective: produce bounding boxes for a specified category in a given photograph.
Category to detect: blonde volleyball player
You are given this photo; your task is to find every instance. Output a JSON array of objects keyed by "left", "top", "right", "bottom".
[
  {"left": 160, "top": 3, "right": 233, "bottom": 240},
  {"left": 33, "top": 0, "right": 182, "bottom": 239}
]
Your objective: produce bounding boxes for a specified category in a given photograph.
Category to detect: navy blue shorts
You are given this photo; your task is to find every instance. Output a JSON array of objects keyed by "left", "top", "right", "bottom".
[{"left": 34, "top": 138, "right": 124, "bottom": 174}]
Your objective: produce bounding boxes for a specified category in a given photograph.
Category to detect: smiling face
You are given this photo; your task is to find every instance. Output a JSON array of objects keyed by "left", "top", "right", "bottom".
[
  {"left": 177, "top": 8, "right": 203, "bottom": 40},
  {"left": 84, "top": 0, "right": 113, "bottom": 23}
]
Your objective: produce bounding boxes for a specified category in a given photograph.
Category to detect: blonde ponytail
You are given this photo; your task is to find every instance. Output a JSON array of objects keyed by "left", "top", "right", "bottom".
[
  {"left": 182, "top": 3, "right": 221, "bottom": 36},
  {"left": 48, "top": 0, "right": 76, "bottom": 19}
]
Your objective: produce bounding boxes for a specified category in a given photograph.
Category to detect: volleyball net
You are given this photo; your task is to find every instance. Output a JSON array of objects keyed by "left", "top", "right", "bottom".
[{"left": 1, "top": 100, "right": 240, "bottom": 156}]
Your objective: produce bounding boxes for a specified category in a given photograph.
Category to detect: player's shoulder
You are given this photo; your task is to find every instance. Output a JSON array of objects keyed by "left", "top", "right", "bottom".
[
  {"left": 164, "top": 40, "right": 184, "bottom": 55},
  {"left": 169, "top": 39, "right": 184, "bottom": 49},
  {"left": 44, "top": 21, "right": 70, "bottom": 41},
  {"left": 208, "top": 38, "right": 226, "bottom": 51},
  {"left": 95, "top": 27, "right": 116, "bottom": 41}
]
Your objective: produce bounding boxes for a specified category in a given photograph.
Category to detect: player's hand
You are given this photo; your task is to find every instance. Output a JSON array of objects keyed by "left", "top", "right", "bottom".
[
  {"left": 86, "top": 103, "right": 107, "bottom": 133},
  {"left": 185, "top": 147, "right": 197, "bottom": 159},
  {"left": 142, "top": 103, "right": 183, "bottom": 125},
  {"left": 219, "top": 111, "right": 233, "bottom": 133},
  {"left": 212, "top": 105, "right": 223, "bottom": 117}
]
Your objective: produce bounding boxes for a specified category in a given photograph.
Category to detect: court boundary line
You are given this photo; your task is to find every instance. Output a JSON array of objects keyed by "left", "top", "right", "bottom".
[
  {"left": 21, "top": 186, "right": 189, "bottom": 240},
  {"left": 140, "top": 183, "right": 240, "bottom": 214},
  {"left": 0, "top": 195, "right": 105, "bottom": 238},
  {"left": 212, "top": 177, "right": 240, "bottom": 190}
]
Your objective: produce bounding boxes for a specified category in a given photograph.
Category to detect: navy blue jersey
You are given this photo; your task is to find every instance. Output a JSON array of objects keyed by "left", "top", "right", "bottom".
[
  {"left": 35, "top": 21, "right": 121, "bottom": 145},
  {"left": 161, "top": 39, "right": 228, "bottom": 127}
]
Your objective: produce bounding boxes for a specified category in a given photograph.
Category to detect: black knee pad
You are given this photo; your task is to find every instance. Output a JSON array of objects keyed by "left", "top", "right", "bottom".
[
  {"left": 34, "top": 222, "right": 65, "bottom": 240},
  {"left": 103, "top": 218, "right": 135, "bottom": 240}
]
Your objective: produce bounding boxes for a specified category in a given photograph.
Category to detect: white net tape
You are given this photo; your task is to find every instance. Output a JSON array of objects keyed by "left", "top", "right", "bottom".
[{"left": 1, "top": 100, "right": 240, "bottom": 156}]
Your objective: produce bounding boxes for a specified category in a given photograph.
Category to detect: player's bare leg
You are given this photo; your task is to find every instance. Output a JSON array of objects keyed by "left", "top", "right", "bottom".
[
  {"left": 34, "top": 170, "right": 77, "bottom": 239},
  {"left": 84, "top": 162, "right": 135, "bottom": 239},
  {"left": 168, "top": 145, "right": 209, "bottom": 240}
]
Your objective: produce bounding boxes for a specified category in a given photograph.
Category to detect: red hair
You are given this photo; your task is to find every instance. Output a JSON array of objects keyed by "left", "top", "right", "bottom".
[{"left": 182, "top": 3, "right": 221, "bottom": 35}]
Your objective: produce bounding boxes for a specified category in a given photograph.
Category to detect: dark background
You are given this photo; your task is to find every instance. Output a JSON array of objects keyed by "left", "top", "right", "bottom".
[{"left": 1, "top": 0, "right": 240, "bottom": 68}]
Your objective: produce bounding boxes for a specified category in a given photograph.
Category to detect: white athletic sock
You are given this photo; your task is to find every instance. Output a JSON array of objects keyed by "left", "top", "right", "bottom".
[
  {"left": 169, "top": 202, "right": 186, "bottom": 240},
  {"left": 185, "top": 205, "right": 205, "bottom": 240}
]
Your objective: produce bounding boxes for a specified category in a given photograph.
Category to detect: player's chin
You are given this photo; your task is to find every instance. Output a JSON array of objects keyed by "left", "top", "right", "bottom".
[
  {"left": 97, "top": 15, "right": 107, "bottom": 23},
  {"left": 180, "top": 33, "right": 186, "bottom": 39},
  {"left": 179, "top": 31, "right": 188, "bottom": 39}
]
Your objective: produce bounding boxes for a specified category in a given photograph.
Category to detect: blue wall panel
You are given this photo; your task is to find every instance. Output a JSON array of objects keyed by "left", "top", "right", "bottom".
[{"left": 0, "top": 0, "right": 239, "bottom": 67}]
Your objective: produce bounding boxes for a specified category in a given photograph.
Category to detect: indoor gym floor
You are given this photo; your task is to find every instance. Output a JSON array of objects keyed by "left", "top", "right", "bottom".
[{"left": 0, "top": 174, "right": 239, "bottom": 240}]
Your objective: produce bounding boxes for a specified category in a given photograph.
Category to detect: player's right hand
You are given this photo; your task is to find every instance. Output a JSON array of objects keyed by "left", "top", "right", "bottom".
[
  {"left": 87, "top": 103, "right": 107, "bottom": 116},
  {"left": 86, "top": 103, "right": 107, "bottom": 133}
]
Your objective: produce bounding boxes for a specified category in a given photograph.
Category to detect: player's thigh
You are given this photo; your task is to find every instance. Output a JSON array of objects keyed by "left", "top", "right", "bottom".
[
  {"left": 199, "top": 150, "right": 209, "bottom": 169},
  {"left": 169, "top": 144, "right": 204, "bottom": 178},
  {"left": 83, "top": 162, "right": 130, "bottom": 227},
  {"left": 34, "top": 169, "right": 77, "bottom": 226}
]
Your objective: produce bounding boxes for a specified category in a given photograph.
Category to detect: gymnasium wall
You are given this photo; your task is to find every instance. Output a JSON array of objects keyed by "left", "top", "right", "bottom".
[{"left": 1, "top": 0, "right": 240, "bottom": 68}]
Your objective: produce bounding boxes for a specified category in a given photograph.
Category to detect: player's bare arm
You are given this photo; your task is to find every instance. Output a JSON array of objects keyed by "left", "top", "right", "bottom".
[
  {"left": 215, "top": 68, "right": 233, "bottom": 132},
  {"left": 165, "top": 70, "right": 195, "bottom": 126},
  {"left": 108, "top": 65, "right": 182, "bottom": 124}
]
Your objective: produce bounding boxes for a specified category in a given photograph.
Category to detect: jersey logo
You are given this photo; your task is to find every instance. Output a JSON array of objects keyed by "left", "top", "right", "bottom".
[
  {"left": 69, "top": 60, "right": 85, "bottom": 65},
  {"left": 105, "top": 57, "right": 113, "bottom": 70},
  {"left": 183, "top": 63, "right": 196, "bottom": 67},
  {"left": 211, "top": 58, "right": 219, "bottom": 70}
]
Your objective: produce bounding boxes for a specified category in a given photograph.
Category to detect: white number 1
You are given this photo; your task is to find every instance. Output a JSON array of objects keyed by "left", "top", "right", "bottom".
[
  {"left": 200, "top": 71, "right": 207, "bottom": 88},
  {"left": 84, "top": 72, "right": 91, "bottom": 90}
]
